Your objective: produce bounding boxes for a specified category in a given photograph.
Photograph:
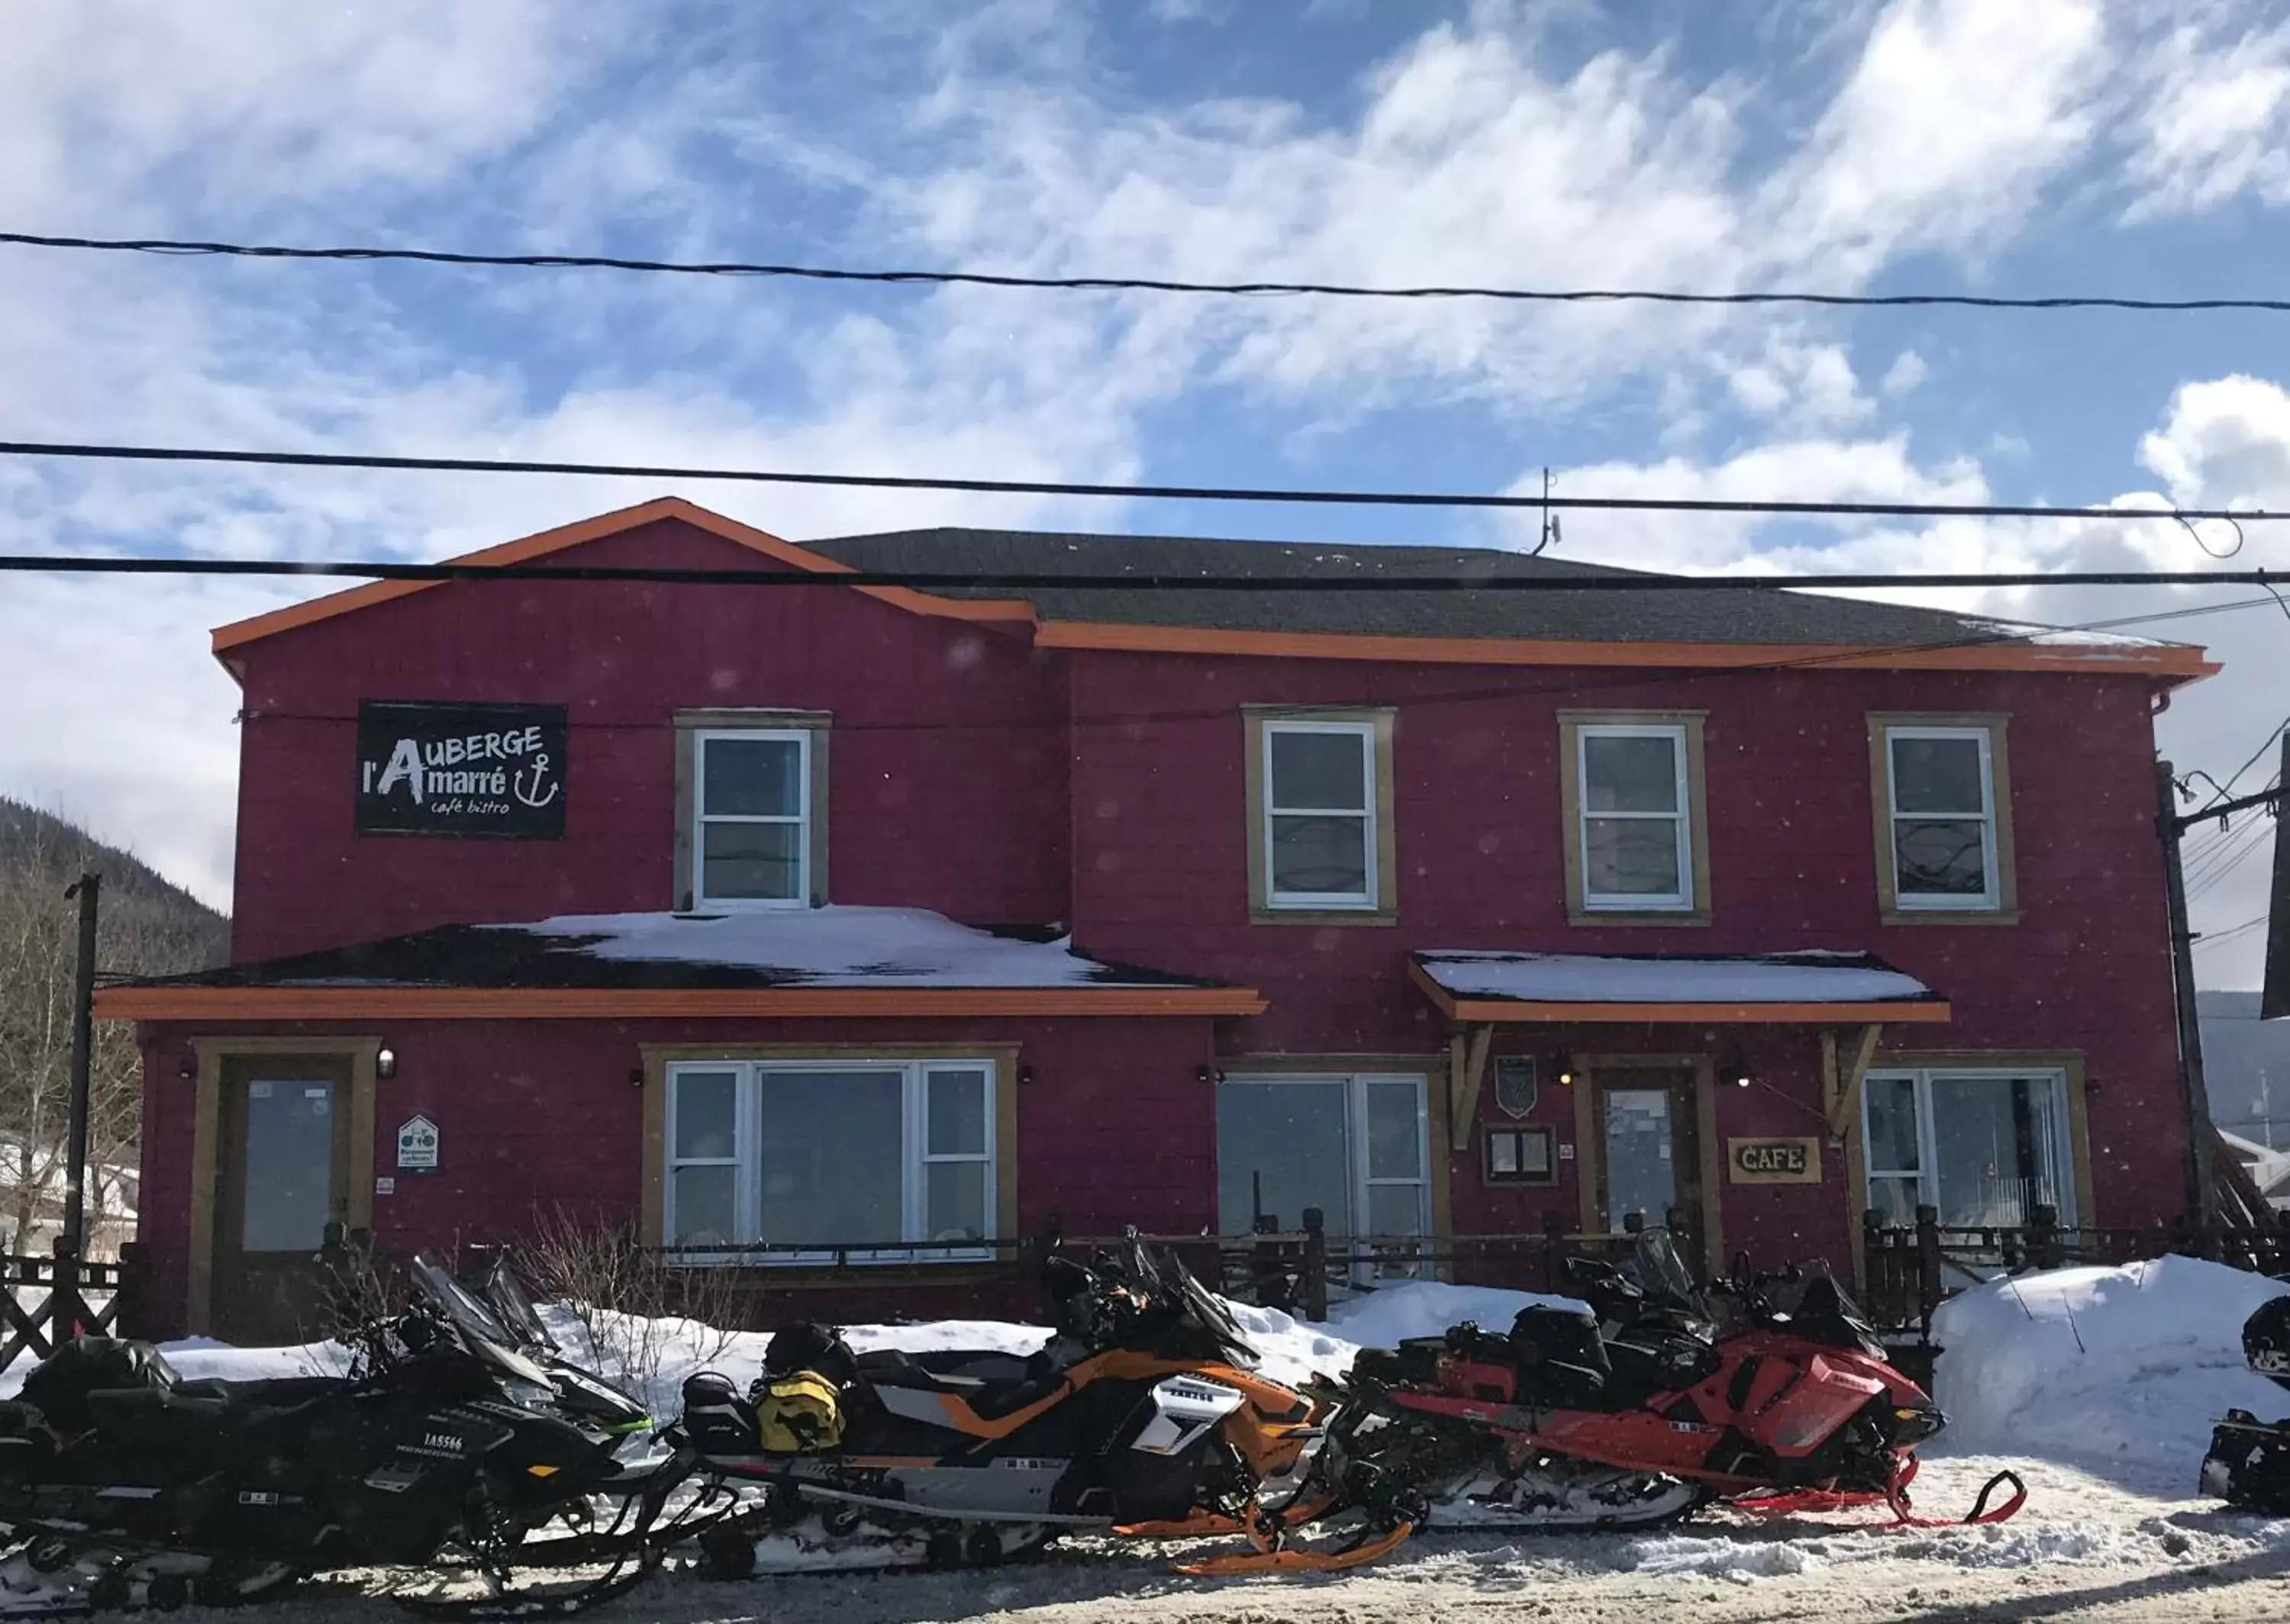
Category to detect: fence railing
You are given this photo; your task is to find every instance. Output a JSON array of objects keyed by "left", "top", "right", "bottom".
[
  {"left": 0, "top": 1239, "right": 137, "bottom": 1377},
  {"left": 1857, "top": 1204, "right": 2290, "bottom": 1339},
  {"left": 638, "top": 1205, "right": 1701, "bottom": 1325}
]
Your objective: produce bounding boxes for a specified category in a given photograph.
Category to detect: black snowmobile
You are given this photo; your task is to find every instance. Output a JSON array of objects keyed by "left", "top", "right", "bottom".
[
  {"left": 2201, "top": 1293, "right": 2290, "bottom": 1510},
  {"left": 667, "top": 1239, "right": 1392, "bottom": 1577},
  {"left": 0, "top": 1256, "right": 672, "bottom": 1617}
]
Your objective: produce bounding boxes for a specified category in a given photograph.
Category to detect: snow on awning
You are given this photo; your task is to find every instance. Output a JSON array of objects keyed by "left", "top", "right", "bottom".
[
  {"left": 94, "top": 906, "right": 1265, "bottom": 1021},
  {"left": 1409, "top": 949, "right": 1950, "bottom": 1024}
]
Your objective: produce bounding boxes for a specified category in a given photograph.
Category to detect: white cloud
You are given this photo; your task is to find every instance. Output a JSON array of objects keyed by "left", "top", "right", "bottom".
[
  {"left": 2124, "top": 15, "right": 2290, "bottom": 221},
  {"left": 1724, "top": 334, "right": 1876, "bottom": 429},
  {"left": 1756, "top": 0, "right": 2108, "bottom": 280},
  {"left": 1880, "top": 350, "right": 1929, "bottom": 395}
]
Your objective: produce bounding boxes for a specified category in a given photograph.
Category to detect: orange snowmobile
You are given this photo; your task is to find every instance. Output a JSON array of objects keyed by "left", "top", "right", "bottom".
[{"left": 670, "top": 1237, "right": 1411, "bottom": 1577}]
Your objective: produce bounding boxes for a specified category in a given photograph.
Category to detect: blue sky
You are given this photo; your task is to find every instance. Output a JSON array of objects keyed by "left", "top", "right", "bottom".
[{"left": 3, "top": 0, "right": 2289, "bottom": 982}]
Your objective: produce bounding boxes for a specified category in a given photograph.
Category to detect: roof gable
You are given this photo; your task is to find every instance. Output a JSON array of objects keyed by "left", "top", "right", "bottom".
[{"left": 208, "top": 496, "right": 1034, "bottom": 662}]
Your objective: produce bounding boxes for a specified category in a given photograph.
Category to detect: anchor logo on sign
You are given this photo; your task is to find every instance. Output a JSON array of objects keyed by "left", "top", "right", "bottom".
[{"left": 513, "top": 752, "right": 560, "bottom": 810}]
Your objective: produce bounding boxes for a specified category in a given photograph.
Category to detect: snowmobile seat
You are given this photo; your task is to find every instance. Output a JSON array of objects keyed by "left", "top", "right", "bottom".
[
  {"left": 81, "top": 1381, "right": 322, "bottom": 1459},
  {"left": 848, "top": 1348, "right": 1069, "bottom": 1421}
]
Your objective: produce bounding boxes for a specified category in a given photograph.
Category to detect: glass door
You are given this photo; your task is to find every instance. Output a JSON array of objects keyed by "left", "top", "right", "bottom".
[
  {"left": 214, "top": 1058, "right": 352, "bottom": 1345},
  {"left": 1593, "top": 1067, "right": 1702, "bottom": 1238}
]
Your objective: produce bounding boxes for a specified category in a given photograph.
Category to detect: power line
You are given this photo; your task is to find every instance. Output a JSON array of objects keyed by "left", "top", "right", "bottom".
[
  {"left": 2195, "top": 911, "right": 2272, "bottom": 951},
  {"left": 2, "top": 547, "right": 2288, "bottom": 594},
  {"left": 8, "top": 230, "right": 2290, "bottom": 315},
  {"left": 2, "top": 437, "right": 2287, "bottom": 525}
]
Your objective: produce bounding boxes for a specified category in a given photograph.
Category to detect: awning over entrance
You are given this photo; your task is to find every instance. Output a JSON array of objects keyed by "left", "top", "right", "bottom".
[
  {"left": 1408, "top": 948, "right": 1950, "bottom": 1025},
  {"left": 95, "top": 905, "right": 1266, "bottom": 1020}
]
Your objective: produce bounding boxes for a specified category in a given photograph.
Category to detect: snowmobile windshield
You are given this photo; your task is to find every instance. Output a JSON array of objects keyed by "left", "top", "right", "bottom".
[
  {"left": 1170, "top": 1254, "right": 1260, "bottom": 1367},
  {"left": 473, "top": 1256, "right": 559, "bottom": 1354},
  {"left": 408, "top": 1256, "right": 560, "bottom": 1393},
  {"left": 1624, "top": 1230, "right": 1703, "bottom": 1312}
]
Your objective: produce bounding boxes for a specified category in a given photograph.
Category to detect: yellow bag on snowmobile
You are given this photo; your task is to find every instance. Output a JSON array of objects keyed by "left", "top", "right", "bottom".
[{"left": 753, "top": 1370, "right": 843, "bottom": 1453}]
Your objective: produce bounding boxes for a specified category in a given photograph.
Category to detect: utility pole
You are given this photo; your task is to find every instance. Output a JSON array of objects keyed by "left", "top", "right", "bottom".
[
  {"left": 60, "top": 873, "right": 98, "bottom": 1271},
  {"left": 2162, "top": 759, "right": 2284, "bottom": 1239}
]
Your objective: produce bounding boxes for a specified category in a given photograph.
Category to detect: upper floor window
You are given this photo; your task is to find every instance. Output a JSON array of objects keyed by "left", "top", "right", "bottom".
[
  {"left": 1243, "top": 708, "right": 1397, "bottom": 920},
  {"left": 674, "top": 710, "right": 830, "bottom": 910},
  {"left": 1869, "top": 718, "right": 2016, "bottom": 919},
  {"left": 1559, "top": 711, "right": 1708, "bottom": 922}
]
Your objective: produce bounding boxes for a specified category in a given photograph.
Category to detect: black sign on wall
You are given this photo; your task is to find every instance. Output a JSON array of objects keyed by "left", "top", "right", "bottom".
[{"left": 356, "top": 701, "right": 567, "bottom": 838}]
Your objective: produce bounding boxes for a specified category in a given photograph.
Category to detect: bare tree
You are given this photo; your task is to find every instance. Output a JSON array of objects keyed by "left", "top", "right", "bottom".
[{"left": 0, "top": 800, "right": 226, "bottom": 1258}]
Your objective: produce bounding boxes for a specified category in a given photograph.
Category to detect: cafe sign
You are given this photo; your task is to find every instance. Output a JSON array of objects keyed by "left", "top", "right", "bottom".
[
  {"left": 1728, "top": 1136, "right": 1822, "bottom": 1184},
  {"left": 356, "top": 701, "right": 566, "bottom": 838}
]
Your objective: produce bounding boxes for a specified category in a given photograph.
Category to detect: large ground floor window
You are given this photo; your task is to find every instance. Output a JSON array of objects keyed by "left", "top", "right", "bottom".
[
  {"left": 666, "top": 1058, "right": 995, "bottom": 1260},
  {"left": 1861, "top": 1066, "right": 2076, "bottom": 1228},
  {"left": 1214, "top": 1073, "right": 1430, "bottom": 1260}
]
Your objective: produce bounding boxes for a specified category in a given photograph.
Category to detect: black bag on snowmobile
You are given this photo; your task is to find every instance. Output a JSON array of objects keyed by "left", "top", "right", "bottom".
[
  {"left": 762, "top": 1321, "right": 857, "bottom": 1387},
  {"left": 19, "top": 1337, "right": 181, "bottom": 1436}
]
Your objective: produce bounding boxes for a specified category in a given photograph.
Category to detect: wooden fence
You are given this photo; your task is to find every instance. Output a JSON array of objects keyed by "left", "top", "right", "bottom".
[{"left": 0, "top": 1241, "right": 138, "bottom": 1378}]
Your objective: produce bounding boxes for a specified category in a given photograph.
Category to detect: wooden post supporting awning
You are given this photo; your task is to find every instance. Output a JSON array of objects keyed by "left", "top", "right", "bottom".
[
  {"left": 1448, "top": 1025, "right": 1495, "bottom": 1152},
  {"left": 1821, "top": 1023, "right": 1885, "bottom": 1141}
]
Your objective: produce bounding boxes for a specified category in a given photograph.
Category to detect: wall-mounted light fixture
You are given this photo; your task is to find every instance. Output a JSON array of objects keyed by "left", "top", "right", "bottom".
[
  {"left": 1018, "top": 1065, "right": 1037, "bottom": 1088},
  {"left": 1721, "top": 1043, "right": 1752, "bottom": 1089},
  {"left": 627, "top": 1067, "right": 647, "bottom": 1089},
  {"left": 176, "top": 1057, "right": 195, "bottom": 1082},
  {"left": 1194, "top": 1064, "right": 1219, "bottom": 1086},
  {"left": 1553, "top": 1048, "right": 1576, "bottom": 1087},
  {"left": 376, "top": 1047, "right": 397, "bottom": 1081}
]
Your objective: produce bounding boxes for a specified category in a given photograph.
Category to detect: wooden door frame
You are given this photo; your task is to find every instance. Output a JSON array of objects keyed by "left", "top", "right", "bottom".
[
  {"left": 186, "top": 1036, "right": 380, "bottom": 1336},
  {"left": 1572, "top": 1051, "right": 1724, "bottom": 1274}
]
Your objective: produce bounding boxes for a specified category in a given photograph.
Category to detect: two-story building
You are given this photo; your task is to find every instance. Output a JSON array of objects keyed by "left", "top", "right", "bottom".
[{"left": 99, "top": 497, "right": 2217, "bottom": 1342}]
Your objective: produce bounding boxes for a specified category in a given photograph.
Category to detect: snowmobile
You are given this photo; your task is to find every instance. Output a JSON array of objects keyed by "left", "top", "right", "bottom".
[
  {"left": 1325, "top": 1229, "right": 2005, "bottom": 1532},
  {"left": 2200, "top": 1292, "right": 2290, "bottom": 1510},
  {"left": 0, "top": 1255, "right": 675, "bottom": 1618},
  {"left": 669, "top": 1237, "right": 1411, "bottom": 1577}
]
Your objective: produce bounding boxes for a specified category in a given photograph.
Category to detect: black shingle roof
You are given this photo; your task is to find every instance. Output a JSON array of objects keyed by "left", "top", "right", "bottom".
[
  {"left": 803, "top": 527, "right": 2109, "bottom": 649},
  {"left": 118, "top": 920, "right": 1230, "bottom": 992}
]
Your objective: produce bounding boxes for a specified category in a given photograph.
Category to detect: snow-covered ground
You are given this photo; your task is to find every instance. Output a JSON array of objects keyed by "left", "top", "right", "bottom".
[{"left": 16, "top": 1259, "right": 2290, "bottom": 1619}]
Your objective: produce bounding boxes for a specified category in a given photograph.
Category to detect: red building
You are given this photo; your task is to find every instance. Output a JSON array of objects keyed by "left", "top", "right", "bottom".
[{"left": 102, "top": 498, "right": 2218, "bottom": 1342}]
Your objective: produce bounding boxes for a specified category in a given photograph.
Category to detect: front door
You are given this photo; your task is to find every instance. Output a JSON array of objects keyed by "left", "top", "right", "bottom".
[
  {"left": 1592, "top": 1065, "right": 1705, "bottom": 1244},
  {"left": 213, "top": 1057, "right": 353, "bottom": 1345}
]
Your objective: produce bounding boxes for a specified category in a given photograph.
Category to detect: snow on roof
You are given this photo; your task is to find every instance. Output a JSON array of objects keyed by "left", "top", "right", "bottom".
[
  {"left": 1413, "top": 948, "right": 1939, "bottom": 1007},
  {"left": 509, "top": 906, "right": 1177, "bottom": 988}
]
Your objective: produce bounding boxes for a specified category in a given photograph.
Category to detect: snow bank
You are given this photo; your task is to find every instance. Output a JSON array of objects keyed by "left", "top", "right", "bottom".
[{"left": 1932, "top": 1257, "right": 2290, "bottom": 1491}]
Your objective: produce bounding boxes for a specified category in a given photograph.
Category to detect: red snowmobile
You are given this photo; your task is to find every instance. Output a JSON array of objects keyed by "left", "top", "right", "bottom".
[{"left": 1324, "top": 1230, "right": 2021, "bottom": 1532}]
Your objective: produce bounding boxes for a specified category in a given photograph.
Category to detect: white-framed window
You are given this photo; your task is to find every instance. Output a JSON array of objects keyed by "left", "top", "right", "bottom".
[
  {"left": 1214, "top": 1073, "right": 1429, "bottom": 1277},
  {"left": 1576, "top": 723, "right": 1692, "bottom": 910},
  {"left": 1261, "top": 720, "right": 1378, "bottom": 910},
  {"left": 692, "top": 729, "right": 811, "bottom": 908},
  {"left": 665, "top": 1058, "right": 995, "bottom": 1262},
  {"left": 1883, "top": 727, "right": 1999, "bottom": 910},
  {"left": 1861, "top": 1067, "right": 2076, "bottom": 1229}
]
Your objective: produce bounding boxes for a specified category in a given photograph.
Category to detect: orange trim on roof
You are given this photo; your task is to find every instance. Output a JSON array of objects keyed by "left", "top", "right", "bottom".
[
  {"left": 93, "top": 982, "right": 1266, "bottom": 1023},
  {"left": 208, "top": 496, "right": 1038, "bottom": 658},
  {"left": 1408, "top": 960, "right": 1948, "bottom": 1026},
  {"left": 205, "top": 495, "right": 2217, "bottom": 685},
  {"left": 1034, "top": 619, "right": 2219, "bottom": 682}
]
